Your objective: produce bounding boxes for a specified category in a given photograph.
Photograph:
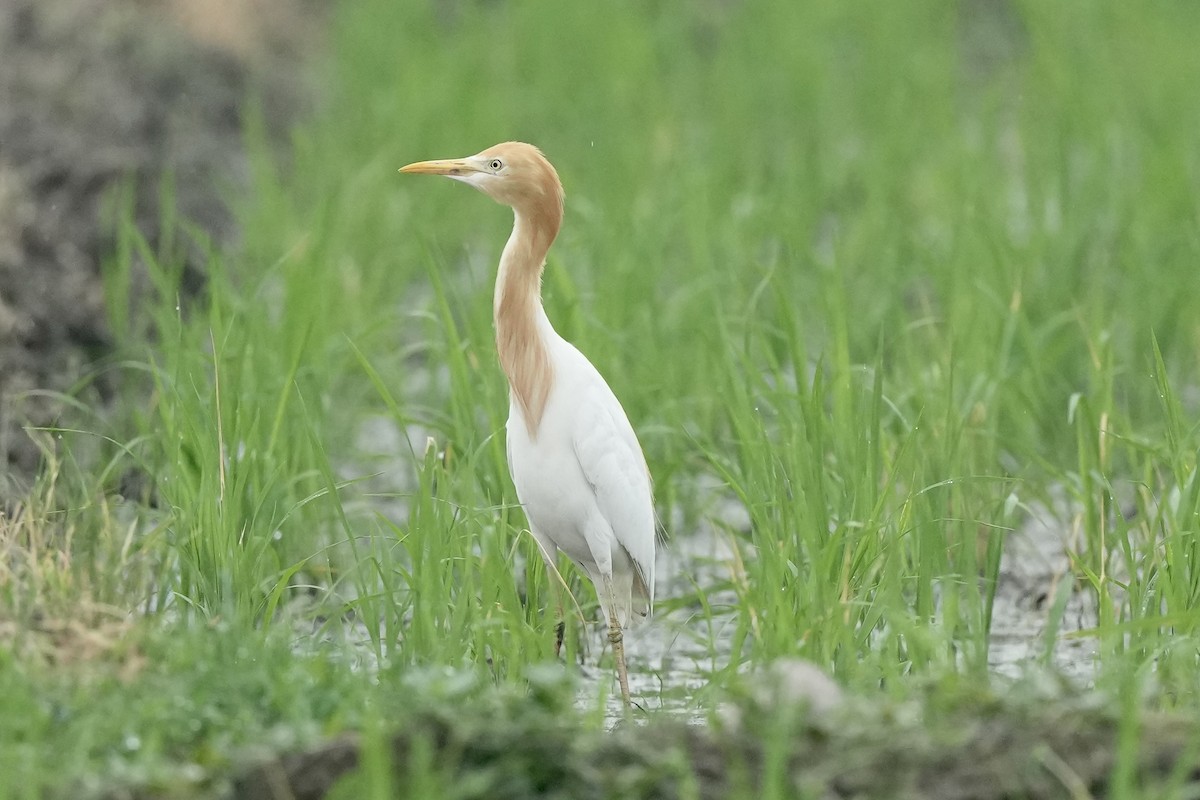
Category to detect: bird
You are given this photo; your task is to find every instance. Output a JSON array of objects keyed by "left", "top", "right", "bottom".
[{"left": 399, "top": 142, "right": 655, "bottom": 707}]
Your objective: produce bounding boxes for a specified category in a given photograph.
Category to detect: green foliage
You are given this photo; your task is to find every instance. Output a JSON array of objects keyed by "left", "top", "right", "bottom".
[{"left": 4, "top": 0, "right": 1200, "bottom": 795}]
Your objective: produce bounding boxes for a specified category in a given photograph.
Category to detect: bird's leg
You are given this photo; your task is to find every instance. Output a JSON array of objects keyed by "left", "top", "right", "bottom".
[
  {"left": 537, "top": 545, "right": 567, "bottom": 659},
  {"left": 607, "top": 613, "right": 631, "bottom": 708},
  {"left": 601, "top": 577, "right": 632, "bottom": 708},
  {"left": 530, "top": 534, "right": 566, "bottom": 662},
  {"left": 552, "top": 584, "right": 566, "bottom": 659}
]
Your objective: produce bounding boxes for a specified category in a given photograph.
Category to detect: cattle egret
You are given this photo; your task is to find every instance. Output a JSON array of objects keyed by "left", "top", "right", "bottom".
[{"left": 399, "top": 142, "right": 655, "bottom": 707}]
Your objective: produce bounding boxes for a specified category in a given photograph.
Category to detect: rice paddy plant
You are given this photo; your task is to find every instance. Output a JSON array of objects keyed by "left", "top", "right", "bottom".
[
  {"left": 5, "top": 0, "right": 1200, "bottom": 794},
  {"left": 31, "top": 0, "right": 1200, "bottom": 695}
]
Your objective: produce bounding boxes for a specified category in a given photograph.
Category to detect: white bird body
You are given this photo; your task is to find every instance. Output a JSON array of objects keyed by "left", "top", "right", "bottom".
[
  {"left": 401, "top": 142, "right": 655, "bottom": 705},
  {"left": 504, "top": 312, "right": 655, "bottom": 628}
]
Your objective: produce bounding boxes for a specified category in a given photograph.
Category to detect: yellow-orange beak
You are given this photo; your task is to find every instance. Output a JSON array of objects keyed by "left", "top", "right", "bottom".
[{"left": 398, "top": 157, "right": 478, "bottom": 177}]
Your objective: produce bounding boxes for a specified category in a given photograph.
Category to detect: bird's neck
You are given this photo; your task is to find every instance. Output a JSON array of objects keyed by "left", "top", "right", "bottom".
[{"left": 494, "top": 204, "right": 561, "bottom": 438}]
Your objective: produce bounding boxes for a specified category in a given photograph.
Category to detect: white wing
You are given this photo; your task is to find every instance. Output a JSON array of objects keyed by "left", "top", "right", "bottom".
[{"left": 571, "top": 379, "right": 656, "bottom": 615}]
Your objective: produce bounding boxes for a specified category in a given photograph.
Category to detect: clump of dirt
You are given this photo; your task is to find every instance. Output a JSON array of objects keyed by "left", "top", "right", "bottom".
[{"left": 0, "top": 0, "right": 322, "bottom": 493}]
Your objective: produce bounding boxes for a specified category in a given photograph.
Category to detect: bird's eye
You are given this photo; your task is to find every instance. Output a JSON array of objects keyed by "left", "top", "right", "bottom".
[{"left": 489, "top": 159, "right": 503, "bottom": 171}]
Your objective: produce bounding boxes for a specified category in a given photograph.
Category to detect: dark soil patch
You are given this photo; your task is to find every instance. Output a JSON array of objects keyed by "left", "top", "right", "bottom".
[{"left": 0, "top": 0, "right": 320, "bottom": 493}]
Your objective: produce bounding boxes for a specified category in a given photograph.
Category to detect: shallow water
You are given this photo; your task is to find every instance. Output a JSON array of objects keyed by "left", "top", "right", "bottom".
[
  {"left": 587, "top": 491, "right": 1101, "bottom": 723},
  {"left": 348, "top": 416, "right": 1101, "bottom": 723},
  {"left": 988, "top": 494, "right": 1100, "bottom": 681}
]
